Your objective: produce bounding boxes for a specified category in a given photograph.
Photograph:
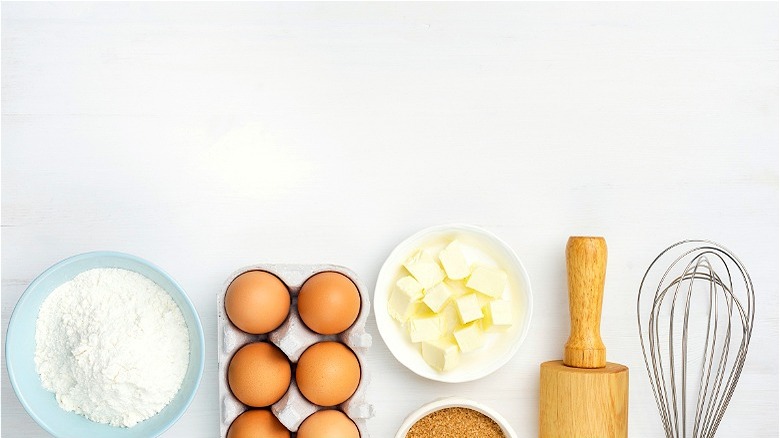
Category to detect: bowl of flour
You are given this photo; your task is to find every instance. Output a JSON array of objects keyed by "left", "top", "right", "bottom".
[{"left": 6, "top": 251, "right": 205, "bottom": 437}]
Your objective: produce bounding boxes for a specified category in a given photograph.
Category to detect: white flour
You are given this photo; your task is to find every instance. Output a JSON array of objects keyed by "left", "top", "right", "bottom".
[{"left": 34, "top": 268, "right": 190, "bottom": 427}]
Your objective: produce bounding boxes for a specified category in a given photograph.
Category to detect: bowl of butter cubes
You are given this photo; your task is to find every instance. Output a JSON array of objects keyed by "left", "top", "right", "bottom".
[{"left": 374, "top": 224, "right": 533, "bottom": 382}]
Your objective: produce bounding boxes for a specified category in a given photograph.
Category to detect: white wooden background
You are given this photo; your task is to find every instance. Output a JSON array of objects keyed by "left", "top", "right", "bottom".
[{"left": 2, "top": 2, "right": 777, "bottom": 437}]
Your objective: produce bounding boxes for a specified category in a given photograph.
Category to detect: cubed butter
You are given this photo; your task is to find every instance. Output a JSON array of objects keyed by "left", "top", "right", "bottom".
[
  {"left": 397, "top": 275, "right": 424, "bottom": 297},
  {"left": 438, "top": 240, "right": 471, "bottom": 280},
  {"left": 466, "top": 265, "right": 508, "bottom": 298},
  {"left": 440, "top": 303, "right": 460, "bottom": 334},
  {"left": 444, "top": 279, "right": 470, "bottom": 298},
  {"left": 422, "top": 282, "right": 453, "bottom": 313},
  {"left": 421, "top": 338, "right": 460, "bottom": 372},
  {"left": 388, "top": 276, "right": 423, "bottom": 323},
  {"left": 403, "top": 250, "right": 446, "bottom": 289},
  {"left": 453, "top": 322, "right": 485, "bottom": 353},
  {"left": 455, "top": 293, "right": 483, "bottom": 324},
  {"left": 409, "top": 315, "right": 444, "bottom": 343},
  {"left": 412, "top": 301, "right": 434, "bottom": 318},
  {"left": 483, "top": 300, "right": 513, "bottom": 330}
]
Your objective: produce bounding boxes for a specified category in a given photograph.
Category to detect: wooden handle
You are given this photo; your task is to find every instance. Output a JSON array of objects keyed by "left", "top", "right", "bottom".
[{"left": 564, "top": 236, "right": 607, "bottom": 368}]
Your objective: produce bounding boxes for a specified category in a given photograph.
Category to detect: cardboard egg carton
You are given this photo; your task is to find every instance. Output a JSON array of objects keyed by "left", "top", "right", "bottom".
[{"left": 218, "top": 264, "right": 373, "bottom": 437}]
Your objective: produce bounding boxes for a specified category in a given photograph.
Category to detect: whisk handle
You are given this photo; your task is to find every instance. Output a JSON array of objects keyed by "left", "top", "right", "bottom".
[{"left": 564, "top": 236, "right": 608, "bottom": 368}]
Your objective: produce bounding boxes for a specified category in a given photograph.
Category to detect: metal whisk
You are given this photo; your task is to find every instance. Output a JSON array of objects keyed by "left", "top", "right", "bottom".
[{"left": 637, "top": 240, "right": 755, "bottom": 438}]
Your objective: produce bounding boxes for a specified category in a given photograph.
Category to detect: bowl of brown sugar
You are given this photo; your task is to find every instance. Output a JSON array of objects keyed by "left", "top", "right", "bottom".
[{"left": 395, "top": 397, "right": 517, "bottom": 438}]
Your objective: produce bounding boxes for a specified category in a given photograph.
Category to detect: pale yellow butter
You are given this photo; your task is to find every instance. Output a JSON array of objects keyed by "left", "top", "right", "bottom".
[
  {"left": 455, "top": 293, "right": 483, "bottom": 324},
  {"left": 454, "top": 322, "right": 485, "bottom": 353},
  {"left": 388, "top": 276, "right": 423, "bottom": 323},
  {"left": 483, "top": 299, "right": 513, "bottom": 330},
  {"left": 422, "top": 282, "right": 453, "bottom": 313},
  {"left": 438, "top": 240, "right": 471, "bottom": 280},
  {"left": 421, "top": 338, "right": 460, "bottom": 372},
  {"left": 440, "top": 303, "right": 461, "bottom": 334},
  {"left": 409, "top": 314, "right": 444, "bottom": 343},
  {"left": 404, "top": 250, "right": 446, "bottom": 289},
  {"left": 444, "top": 279, "right": 470, "bottom": 298},
  {"left": 390, "top": 239, "right": 516, "bottom": 373},
  {"left": 466, "top": 265, "right": 508, "bottom": 298}
]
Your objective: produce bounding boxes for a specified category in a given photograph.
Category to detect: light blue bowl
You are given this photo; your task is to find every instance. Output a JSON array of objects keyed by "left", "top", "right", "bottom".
[{"left": 6, "top": 251, "right": 205, "bottom": 437}]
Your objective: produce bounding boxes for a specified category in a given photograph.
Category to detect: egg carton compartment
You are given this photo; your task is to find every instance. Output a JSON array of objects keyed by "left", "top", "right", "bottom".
[{"left": 218, "top": 264, "right": 373, "bottom": 437}]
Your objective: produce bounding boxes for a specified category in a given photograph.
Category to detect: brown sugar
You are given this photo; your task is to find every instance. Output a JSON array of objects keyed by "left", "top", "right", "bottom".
[{"left": 405, "top": 407, "right": 505, "bottom": 438}]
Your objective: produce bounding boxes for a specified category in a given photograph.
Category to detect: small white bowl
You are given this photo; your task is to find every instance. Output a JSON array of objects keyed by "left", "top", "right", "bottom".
[
  {"left": 374, "top": 224, "right": 533, "bottom": 383},
  {"left": 395, "top": 397, "right": 518, "bottom": 438}
]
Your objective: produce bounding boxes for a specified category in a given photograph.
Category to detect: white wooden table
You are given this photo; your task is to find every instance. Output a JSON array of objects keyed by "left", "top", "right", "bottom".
[{"left": 2, "top": 3, "right": 777, "bottom": 437}]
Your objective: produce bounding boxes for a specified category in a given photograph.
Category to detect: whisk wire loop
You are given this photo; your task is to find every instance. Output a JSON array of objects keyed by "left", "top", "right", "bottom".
[{"left": 637, "top": 240, "right": 754, "bottom": 438}]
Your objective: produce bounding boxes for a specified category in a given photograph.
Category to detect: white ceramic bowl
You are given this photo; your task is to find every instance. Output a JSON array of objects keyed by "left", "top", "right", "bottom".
[
  {"left": 395, "top": 396, "right": 518, "bottom": 438},
  {"left": 374, "top": 224, "right": 533, "bottom": 383}
]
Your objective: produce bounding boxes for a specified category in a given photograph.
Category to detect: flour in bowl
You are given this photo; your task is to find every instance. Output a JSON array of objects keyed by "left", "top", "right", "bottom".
[{"left": 34, "top": 268, "right": 190, "bottom": 427}]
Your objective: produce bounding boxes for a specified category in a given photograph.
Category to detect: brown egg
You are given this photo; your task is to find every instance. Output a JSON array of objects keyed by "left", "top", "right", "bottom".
[
  {"left": 296, "top": 341, "right": 361, "bottom": 406},
  {"left": 225, "top": 271, "right": 290, "bottom": 334},
  {"left": 297, "top": 409, "right": 360, "bottom": 438},
  {"left": 297, "top": 272, "right": 361, "bottom": 335},
  {"left": 227, "top": 409, "right": 290, "bottom": 438},
  {"left": 228, "top": 342, "right": 291, "bottom": 407}
]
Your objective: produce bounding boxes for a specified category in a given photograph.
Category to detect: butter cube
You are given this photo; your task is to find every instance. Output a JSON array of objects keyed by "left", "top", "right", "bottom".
[
  {"left": 466, "top": 266, "right": 508, "bottom": 298},
  {"left": 454, "top": 322, "right": 485, "bottom": 353},
  {"left": 422, "top": 282, "right": 453, "bottom": 313},
  {"left": 388, "top": 276, "right": 423, "bottom": 323},
  {"left": 446, "top": 279, "right": 473, "bottom": 298},
  {"left": 438, "top": 240, "right": 471, "bottom": 280},
  {"left": 397, "top": 275, "right": 424, "bottom": 298},
  {"left": 404, "top": 250, "right": 446, "bottom": 289},
  {"left": 422, "top": 338, "right": 460, "bottom": 372},
  {"left": 412, "top": 301, "right": 434, "bottom": 318},
  {"left": 440, "top": 303, "right": 460, "bottom": 334},
  {"left": 454, "top": 293, "right": 483, "bottom": 324},
  {"left": 409, "top": 315, "right": 444, "bottom": 343},
  {"left": 483, "top": 300, "right": 513, "bottom": 331}
]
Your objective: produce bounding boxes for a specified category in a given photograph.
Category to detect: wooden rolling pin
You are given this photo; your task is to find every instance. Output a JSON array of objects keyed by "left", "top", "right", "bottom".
[{"left": 539, "top": 236, "right": 629, "bottom": 438}]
